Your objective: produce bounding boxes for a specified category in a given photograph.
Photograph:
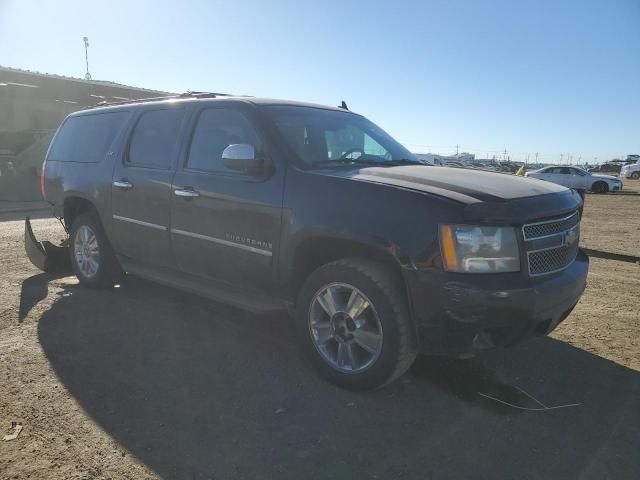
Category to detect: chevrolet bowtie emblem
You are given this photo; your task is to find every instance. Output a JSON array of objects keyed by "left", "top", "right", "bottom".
[{"left": 564, "top": 228, "right": 578, "bottom": 247}]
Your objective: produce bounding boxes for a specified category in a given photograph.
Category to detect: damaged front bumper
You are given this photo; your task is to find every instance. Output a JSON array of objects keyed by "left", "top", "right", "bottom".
[
  {"left": 406, "top": 250, "right": 589, "bottom": 356},
  {"left": 24, "top": 216, "right": 71, "bottom": 274}
]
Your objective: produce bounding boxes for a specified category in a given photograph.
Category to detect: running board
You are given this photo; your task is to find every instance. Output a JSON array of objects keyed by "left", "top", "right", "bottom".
[{"left": 120, "top": 260, "right": 285, "bottom": 314}]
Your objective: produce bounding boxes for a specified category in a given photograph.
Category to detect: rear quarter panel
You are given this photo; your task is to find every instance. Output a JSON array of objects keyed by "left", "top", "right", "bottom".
[{"left": 44, "top": 110, "right": 135, "bottom": 235}]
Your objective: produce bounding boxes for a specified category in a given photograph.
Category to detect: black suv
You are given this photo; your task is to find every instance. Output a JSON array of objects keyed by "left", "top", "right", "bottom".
[{"left": 29, "top": 94, "right": 588, "bottom": 389}]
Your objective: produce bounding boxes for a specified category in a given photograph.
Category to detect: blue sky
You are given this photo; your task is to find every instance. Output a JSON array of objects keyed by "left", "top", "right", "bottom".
[{"left": 1, "top": 0, "right": 638, "bottom": 163}]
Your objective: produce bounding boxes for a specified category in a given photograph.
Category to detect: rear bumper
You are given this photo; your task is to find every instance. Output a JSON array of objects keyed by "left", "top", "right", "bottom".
[
  {"left": 24, "top": 217, "right": 71, "bottom": 274},
  {"left": 406, "top": 250, "right": 589, "bottom": 356}
]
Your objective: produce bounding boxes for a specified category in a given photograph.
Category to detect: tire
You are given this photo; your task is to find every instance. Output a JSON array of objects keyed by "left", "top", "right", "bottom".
[
  {"left": 591, "top": 181, "right": 608, "bottom": 194},
  {"left": 631, "top": 172, "right": 640, "bottom": 180},
  {"left": 69, "top": 212, "right": 122, "bottom": 288},
  {"left": 295, "top": 258, "right": 417, "bottom": 390}
]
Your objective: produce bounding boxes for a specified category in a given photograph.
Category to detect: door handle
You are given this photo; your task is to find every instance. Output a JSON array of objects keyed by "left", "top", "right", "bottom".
[
  {"left": 113, "top": 180, "right": 133, "bottom": 189},
  {"left": 174, "top": 187, "right": 200, "bottom": 198}
]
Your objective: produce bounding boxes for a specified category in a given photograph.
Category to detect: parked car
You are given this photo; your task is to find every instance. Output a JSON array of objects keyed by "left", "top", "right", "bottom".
[
  {"left": 27, "top": 93, "right": 589, "bottom": 390},
  {"left": 620, "top": 161, "right": 640, "bottom": 180},
  {"left": 588, "top": 162, "right": 621, "bottom": 174},
  {"left": 444, "top": 160, "right": 466, "bottom": 168},
  {"left": 525, "top": 166, "right": 622, "bottom": 193},
  {"left": 589, "top": 157, "right": 638, "bottom": 174}
]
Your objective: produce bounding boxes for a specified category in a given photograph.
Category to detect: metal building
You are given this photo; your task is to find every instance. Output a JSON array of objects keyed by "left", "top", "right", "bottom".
[{"left": 0, "top": 65, "right": 169, "bottom": 200}]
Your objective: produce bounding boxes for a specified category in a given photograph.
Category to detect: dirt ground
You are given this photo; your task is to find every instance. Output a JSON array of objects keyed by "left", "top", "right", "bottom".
[
  {"left": 553, "top": 191, "right": 640, "bottom": 370},
  {"left": 0, "top": 193, "right": 638, "bottom": 479}
]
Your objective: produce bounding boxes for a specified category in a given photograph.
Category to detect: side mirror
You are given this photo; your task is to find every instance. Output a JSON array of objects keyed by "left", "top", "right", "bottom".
[{"left": 222, "top": 144, "right": 263, "bottom": 174}]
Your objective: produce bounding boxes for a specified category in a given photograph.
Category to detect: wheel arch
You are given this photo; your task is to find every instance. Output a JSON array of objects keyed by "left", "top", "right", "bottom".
[
  {"left": 287, "top": 235, "right": 411, "bottom": 307},
  {"left": 63, "top": 196, "right": 100, "bottom": 231}
]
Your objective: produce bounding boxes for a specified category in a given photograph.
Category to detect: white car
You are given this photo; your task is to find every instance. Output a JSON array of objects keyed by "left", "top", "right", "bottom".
[
  {"left": 620, "top": 161, "right": 640, "bottom": 180},
  {"left": 525, "top": 166, "right": 623, "bottom": 193}
]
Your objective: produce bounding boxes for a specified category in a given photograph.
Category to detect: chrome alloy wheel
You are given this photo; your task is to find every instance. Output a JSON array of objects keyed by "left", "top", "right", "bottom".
[
  {"left": 73, "top": 225, "right": 100, "bottom": 278},
  {"left": 308, "top": 283, "right": 383, "bottom": 373}
]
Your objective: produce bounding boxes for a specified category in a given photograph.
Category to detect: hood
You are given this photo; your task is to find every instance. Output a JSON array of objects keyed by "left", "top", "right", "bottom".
[
  {"left": 591, "top": 173, "right": 619, "bottom": 180},
  {"left": 328, "top": 165, "right": 568, "bottom": 204}
]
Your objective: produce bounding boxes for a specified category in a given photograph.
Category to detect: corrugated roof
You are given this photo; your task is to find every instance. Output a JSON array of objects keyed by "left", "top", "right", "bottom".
[{"left": 0, "top": 65, "right": 171, "bottom": 94}]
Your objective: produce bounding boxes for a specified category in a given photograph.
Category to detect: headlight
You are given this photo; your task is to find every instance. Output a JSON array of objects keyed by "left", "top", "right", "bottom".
[{"left": 439, "top": 224, "right": 520, "bottom": 273}]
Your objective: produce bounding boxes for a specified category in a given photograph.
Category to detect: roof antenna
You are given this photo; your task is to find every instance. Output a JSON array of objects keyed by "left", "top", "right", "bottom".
[{"left": 339, "top": 100, "right": 349, "bottom": 110}]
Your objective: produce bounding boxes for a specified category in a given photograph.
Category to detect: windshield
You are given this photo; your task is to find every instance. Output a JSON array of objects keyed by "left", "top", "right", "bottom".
[{"left": 261, "top": 106, "right": 417, "bottom": 168}]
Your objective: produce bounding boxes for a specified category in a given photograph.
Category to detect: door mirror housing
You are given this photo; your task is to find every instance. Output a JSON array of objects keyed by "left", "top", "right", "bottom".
[{"left": 222, "top": 144, "right": 264, "bottom": 174}]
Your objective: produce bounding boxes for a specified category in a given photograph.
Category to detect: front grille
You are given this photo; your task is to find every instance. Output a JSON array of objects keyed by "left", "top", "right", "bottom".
[
  {"left": 523, "top": 212, "right": 580, "bottom": 276},
  {"left": 523, "top": 211, "right": 579, "bottom": 239},
  {"left": 528, "top": 240, "right": 580, "bottom": 275}
]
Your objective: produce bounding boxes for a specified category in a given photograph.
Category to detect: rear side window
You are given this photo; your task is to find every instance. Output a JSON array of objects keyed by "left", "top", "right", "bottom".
[
  {"left": 186, "top": 108, "right": 260, "bottom": 173},
  {"left": 546, "top": 167, "right": 569, "bottom": 174},
  {"left": 128, "top": 108, "right": 185, "bottom": 169},
  {"left": 48, "top": 112, "right": 128, "bottom": 163}
]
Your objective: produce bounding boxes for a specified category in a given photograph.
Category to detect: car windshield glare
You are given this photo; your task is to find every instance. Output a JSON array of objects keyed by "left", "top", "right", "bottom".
[{"left": 261, "top": 106, "right": 417, "bottom": 168}]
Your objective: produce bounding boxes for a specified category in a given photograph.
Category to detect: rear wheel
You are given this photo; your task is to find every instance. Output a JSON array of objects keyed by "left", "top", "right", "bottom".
[
  {"left": 70, "top": 212, "right": 121, "bottom": 288},
  {"left": 591, "top": 181, "right": 608, "bottom": 194},
  {"left": 631, "top": 172, "right": 640, "bottom": 180},
  {"left": 296, "top": 258, "right": 417, "bottom": 390}
]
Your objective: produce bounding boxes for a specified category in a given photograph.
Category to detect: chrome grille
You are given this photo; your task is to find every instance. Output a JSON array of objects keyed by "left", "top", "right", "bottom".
[
  {"left": 523, "top": 211, "right": 579, "bottom": 240},
  {"left": 523, "top": 212, "right": 580, "bottom": 276},
  {"left": 528, "top": 239, "right": 580, "bottom": 275}
]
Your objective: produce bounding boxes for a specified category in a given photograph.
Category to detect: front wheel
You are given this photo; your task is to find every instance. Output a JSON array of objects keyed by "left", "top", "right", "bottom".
[
  {"left": 631, "top": 172, "right": 640, "bottom": 180},
  {"left": 591, "top": 181, "right": 609, "bottom": 194},
  {"left": 296, "top": 258, "right": 417, "bottom": 390}
]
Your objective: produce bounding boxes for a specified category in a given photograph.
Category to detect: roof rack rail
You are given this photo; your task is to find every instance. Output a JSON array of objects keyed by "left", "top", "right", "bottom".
[
  {"left": 179, "top": 91, "right": 235, "bottom": 98},
  {"left": 85, "top": 91, "right": 239, "bottom": 109}
]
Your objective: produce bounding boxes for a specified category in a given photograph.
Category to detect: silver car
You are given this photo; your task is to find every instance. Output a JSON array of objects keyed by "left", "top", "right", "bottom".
[
  {"left": 526, "top": 166, "right": 622, "bottom": 194},
  {"left": 620, "top": 161, "right": 640, "bottom": 180}
]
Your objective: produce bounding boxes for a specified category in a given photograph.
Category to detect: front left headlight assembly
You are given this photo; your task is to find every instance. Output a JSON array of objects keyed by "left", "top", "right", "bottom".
[{"left": 439, "top": 224, "right": 520, "bottom": 273}]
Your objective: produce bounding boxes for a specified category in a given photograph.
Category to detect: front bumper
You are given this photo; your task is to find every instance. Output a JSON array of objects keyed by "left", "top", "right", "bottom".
[{"left": 405, "top": 250, "right": 589, "bottom": 356}]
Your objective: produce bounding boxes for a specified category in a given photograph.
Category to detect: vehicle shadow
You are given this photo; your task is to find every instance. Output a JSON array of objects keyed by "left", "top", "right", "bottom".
[
  {"left": 35, "top": 275, "right": 640, "bottom": 479},
  {"left": 18, "top": 272, "right": 67, "bottom": 322}
]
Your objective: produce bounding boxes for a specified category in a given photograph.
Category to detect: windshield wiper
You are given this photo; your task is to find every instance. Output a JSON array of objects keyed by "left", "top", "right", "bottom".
[
  {"left": 382, "top": 159, "right": 427, "bottom": 166},
  {"left": 311, "top": 158, "right": 385, "bottom": 167}
]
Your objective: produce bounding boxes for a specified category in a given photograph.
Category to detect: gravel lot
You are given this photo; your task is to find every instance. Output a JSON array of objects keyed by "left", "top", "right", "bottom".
[{"left": 1, "top": 193, "right": 639, "bottom": 479}]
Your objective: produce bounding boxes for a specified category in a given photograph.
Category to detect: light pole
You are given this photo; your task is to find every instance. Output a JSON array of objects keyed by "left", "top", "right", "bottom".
[{"left": 83, "top": 37, "right": 92, "bottom": 80}]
